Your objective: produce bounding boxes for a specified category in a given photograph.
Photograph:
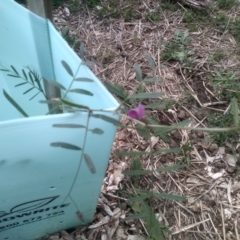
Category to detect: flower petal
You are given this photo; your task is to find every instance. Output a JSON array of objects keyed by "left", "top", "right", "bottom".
[
  {"left": 128, "top": 109, "right": 138, "bottom": 119},
  {"left": 136, "top": 104, "right": 145, "bottom": 119}
]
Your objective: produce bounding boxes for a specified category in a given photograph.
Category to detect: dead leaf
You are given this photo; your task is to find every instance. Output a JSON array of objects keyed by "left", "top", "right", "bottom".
[
  {"left": 224, "top": 154, "right": 237, "bottom": 167},
  {"left": 88, "top": 216, "right": 110, "bottom": 229}
]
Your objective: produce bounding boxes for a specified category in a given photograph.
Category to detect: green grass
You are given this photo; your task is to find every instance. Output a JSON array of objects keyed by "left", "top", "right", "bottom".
[
  {"left": 209, "top": 48, "right": 226, "bottom": 63},
  {"left": 82, "top": 0, "right": 101, "bottom": 8},
  {"left": 211, "top": 70, "right": 240, "bottom": 102},
  {"left": 215, "top": 0, "right": 238, "bottom": 10},
  {"left": 159, "top": 30, "right": 192, "bottom": 64},
  {"left": 90, "top": 0, "right": 141, "bottom": 20},
  {"left": 182, "top": 9, "right": 210, "bottom": 32},
  {"left": 207, "top": 69, "right": 240, "bottom": 145},
  {"left": 147, "top": 10, "right": 162, "bottom": 22},
  {"left": 207, "top": 112, "right": 239, "bottom": 145},
  {"left": 161, "top": 0, "right": 179, "bottom": 11}
]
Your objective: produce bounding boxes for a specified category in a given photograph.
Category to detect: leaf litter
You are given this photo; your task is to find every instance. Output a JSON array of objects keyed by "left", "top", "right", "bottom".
[{"left": 36, "top": 0, "right": 240, "bottom": 239}]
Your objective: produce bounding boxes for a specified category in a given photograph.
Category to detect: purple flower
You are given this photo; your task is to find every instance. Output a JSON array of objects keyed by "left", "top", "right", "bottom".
[{"left": 128, "top": 104, "right": 145, "bottom": 120}]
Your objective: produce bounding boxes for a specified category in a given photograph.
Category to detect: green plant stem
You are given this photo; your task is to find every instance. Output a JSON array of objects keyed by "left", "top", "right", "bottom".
[
  {"left": 55, "top": 110, "right": 90, "bottom": 220},
  {"left": 123, "top": 115, "right": 240, "bottom": 132},
  {"left": 147, "top": 124, "right": 155, "bottom": 210},
  {"left": 46, "top": 62, "right": 83, "bottom": 115},
  {"left": 48, "top": 98, "right": 240, "bottom": 133}
]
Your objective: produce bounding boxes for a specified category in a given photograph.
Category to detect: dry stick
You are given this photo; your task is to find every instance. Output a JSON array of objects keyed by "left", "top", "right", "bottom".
[
  {"left": 103, "top": 5, "right": 130, "bottom": 18},
  {"left": 188, "top": 181, "right": 218, "bottom": 205},
  {"left": 175, "top": 201, "right": 195, "bottom": 217},
  {"left": 172, "top": 218, "right": 210, "bottom": 235},
  {"left": 220, "top": 201, "right": 226, "bottom": 240},
  {"left": 27, "top": 0, "right": 62, "bottom": 114},
  {"left": 207, "top": 213, "right": 221, "bottom": 238},
  {"left": 235, "top": 220, "right": 240, "bottom": 240}
]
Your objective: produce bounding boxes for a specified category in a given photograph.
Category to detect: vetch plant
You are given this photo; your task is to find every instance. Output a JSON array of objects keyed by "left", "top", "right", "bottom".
[
  {"left": 106, "top": 61, "right": 240, "bottom": 239},
  {"left": 2, "top": 50, "right": 240, "bottom": 239},
  {"left": 128, "top": 103, "right": 145, "bottom": 120}
]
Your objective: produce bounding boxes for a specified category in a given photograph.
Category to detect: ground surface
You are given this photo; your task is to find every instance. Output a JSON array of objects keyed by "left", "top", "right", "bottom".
[{"left": 39, "top": 0, "right": 240, "bottom": 239}]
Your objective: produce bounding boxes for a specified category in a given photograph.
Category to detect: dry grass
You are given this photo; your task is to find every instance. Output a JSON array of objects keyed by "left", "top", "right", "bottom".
[{"left": 42, "top": 0, "right": 240, "bottom": 239}]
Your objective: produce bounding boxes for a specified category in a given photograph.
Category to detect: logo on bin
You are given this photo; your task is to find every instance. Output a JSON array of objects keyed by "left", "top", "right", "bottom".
[{"left": 0, "top": 196, "right": 70, "bottom": 232}]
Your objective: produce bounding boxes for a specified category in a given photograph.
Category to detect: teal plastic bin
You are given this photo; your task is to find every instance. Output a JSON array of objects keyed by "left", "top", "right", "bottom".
[{"left": 0, "top": 1, "right": 119, "bottom": 239}]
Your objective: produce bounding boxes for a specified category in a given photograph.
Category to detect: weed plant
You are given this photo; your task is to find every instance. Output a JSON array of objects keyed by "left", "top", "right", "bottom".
[
  {"left": 4, "top": 1, "right": 240, "bottom": 239},
  {"left": 2, "top": 11, "right": 240, "bottom": 237}
]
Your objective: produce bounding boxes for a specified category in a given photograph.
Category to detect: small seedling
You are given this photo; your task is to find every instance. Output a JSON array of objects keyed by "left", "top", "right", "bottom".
[{"left": 159, "top": 30, "right": 192, "bottom": 63}]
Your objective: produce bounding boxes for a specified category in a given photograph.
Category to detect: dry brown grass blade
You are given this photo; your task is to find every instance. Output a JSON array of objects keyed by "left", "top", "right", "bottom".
[{"left": 172, "top": 218, "right": 210, "bottom": 235}]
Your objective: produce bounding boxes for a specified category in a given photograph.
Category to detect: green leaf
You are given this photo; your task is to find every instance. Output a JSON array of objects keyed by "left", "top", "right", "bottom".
[
  {"left": 74, "top": 77, "right": 94, "bottom": 82},
  {"left": 136, "top": 83, "right": 144, "bottom": 94},
  {"left": 127, "top": 194, "right": 151, "bottom": 202},
  {"left": 3, "top": 89, "right": 29, "bottom": 117},
  {"left": 174, "top": 29, "right": 182, "bottom": 38},
  {"left": 146, "top": 99, "right": 175, "bottom": 110},
  {"left": 91, "top": 128, "right": 104, "bottom": 135},
  {"left": 69, "top": 88, "right": 93, "bottom": 96},
  {"left": 130, "top": 202, "right": 143, "bottom": 213},
  {"left": 135, "top": 124, "right": 149, "bottom": 139},
  {"left": 143, "top": 78, "right": 161, "bottom": 83},
  {"left": 145, "top": 54, "right": 156, "bottom": 69},
  {"left": 34, "top": 77, "right": 42, "bottom": 91},
  {"left": 154, "top": 119, "right": 191, "bottom": 135},
  {"left": 60, "top": 99, "right": 89, "bottom": 110},
  {"left": 91, "top": 114, "right": 121, "bottom": 126},
  {"left": 127, "top": 213, "right": 148, "bottom": 219},
  {"left": 80, "top": 42, "right": 85, "bottom": 59},
  {"left": 39, "top": 99, "right": 60, "bottom": 104},
  {"left": 183, "top": 31, "right": 189, "bottom": 38},
  {"left": 231, "top": 98, "right": 239, "bottom": 127},
  {"left": 153, "top": 148, "right": 182, "bottom": 155},
  {"left": 134, "top": 188, "right": 151, "bottom": 195},
  {"left": 61, "top": 60, "right": 73, "bottom": 77},
  {"left": 83, "top": 154, "right": 96, "bottom": 173},
  {"left": 129, "top": 92, "right": 164, "bottom": 99},
  {"left": 174, "top": 51, "right": 188, "bottom": 62},
  {"left": 170, "top": 119, "right": 191, "bottom": 129},
  {"left": 133, "top": 63, "right": 142, "bottom": 81},
  {"left": 115, "top": 151, "right": 149, "bottom": 157},
  {"left": 157, "top": 164, "right": 185, "bottom": 172},
  {"left": 145, "top": 211, "right": 165, "bottom": 240},
  {"left": 22, "top": 69, "right": 28, "bottom": 80},
  {"left": 104, "top": 82, "right": 128, "bottom": 100},
  {"left": 11, "top": 65, "right": 19, "bottom": 75},
  {"left": 52, "top": 124, "right": 86, "bottom": 128},
  {"left": 123, "top": 169, "right": 151, "bottom": 176},
  {"left": 15, "top": 82, "right": 28, "bottom": 87},
  {"left": 62, "top": 26, "right": 70, "bottom": 38},
  {"left": 28, "top": 72, "right": 34, "bottom": 84},
  {"left": 153, "top": 192, "right": 186, "bottom": 201},
  {"left": 50, "top": 142, "right": 82, "bottom": 150},
  {"left": 29, "top": 92, "right": 40, "bottom": 101},
  {"left": 82, "top": 61, "right": 95, "bottom": 66},
  {"left": 7, "top": 74, "right": 20, "bottom": 78},
  {"left": 23, "top": 87, "right": 34, "bottom": 95},
  {"left": 0, "top": 68, "right": 9, "bottom": 72}
]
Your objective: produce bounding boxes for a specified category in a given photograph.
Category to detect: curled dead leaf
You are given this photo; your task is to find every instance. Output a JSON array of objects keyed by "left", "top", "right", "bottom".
[{"left": 224, "top": 154, "right": 237, "bottom": 167}]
